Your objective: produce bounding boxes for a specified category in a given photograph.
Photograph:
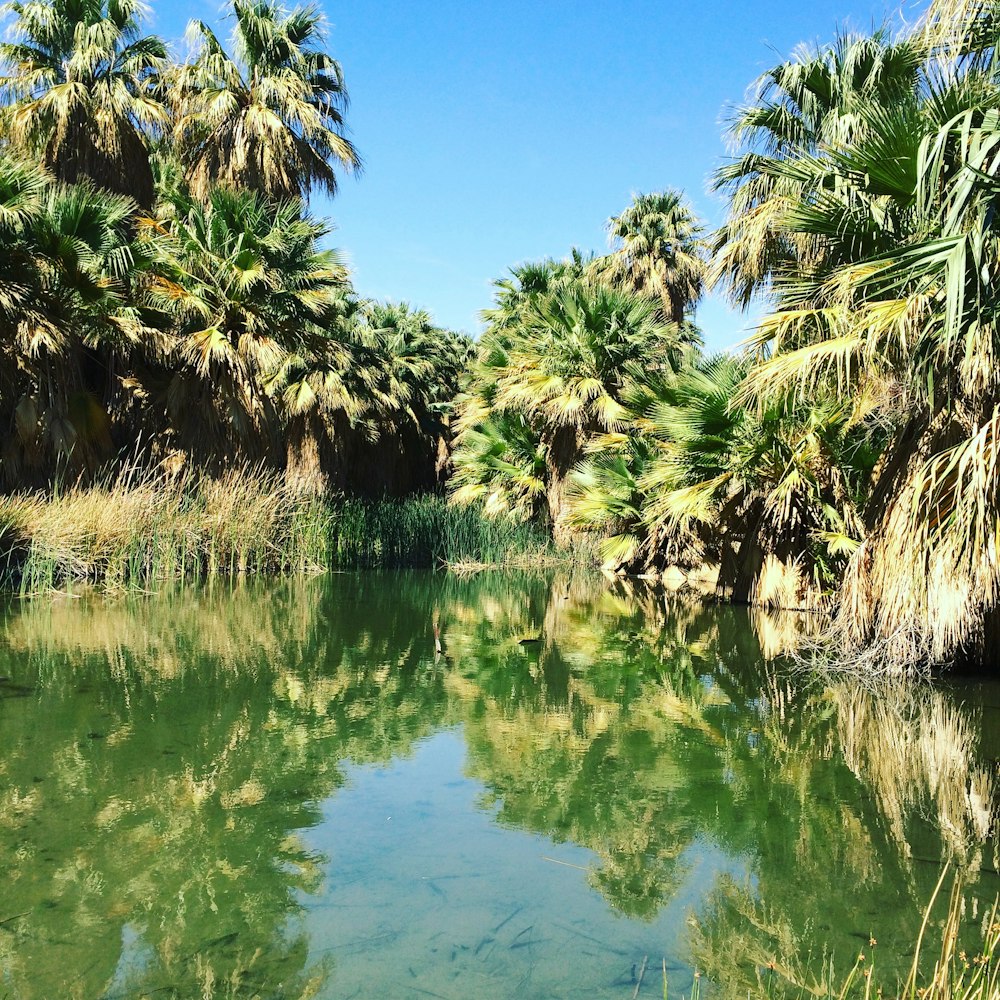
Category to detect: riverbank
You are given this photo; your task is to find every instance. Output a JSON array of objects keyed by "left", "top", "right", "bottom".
[{"left": 0, "top": 472, "right": 577, "bottom": 594}]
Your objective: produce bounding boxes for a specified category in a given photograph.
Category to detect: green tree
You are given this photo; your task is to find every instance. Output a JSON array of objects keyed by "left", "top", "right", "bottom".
[
  {"left": 141, "top": 186, "right": 348, "bottom": 463},
  {"left": 456, "top": 276, "right": 677, "bottom": 543},
  {"left": 730, "top": 0, "right": 1000, "bottom": 665},
  {"left": 597, "top": 189, "right": 707, "bottom": 329},
  {"left": 449, "top": 413, "right": 547, "bottom": 521},
  {"left": 567, "top": 355, "right": 878, "bottom": 605},
  {"left": 711, "top": 27, "right": 922, "bottom": 307},
  {"left": 0, "top": 154, "right": 150, "bottom": 486}
]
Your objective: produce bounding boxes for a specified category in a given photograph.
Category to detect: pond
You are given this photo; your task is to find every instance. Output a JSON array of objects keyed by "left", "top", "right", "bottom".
[{"left": 0, "top": 571, "right": 998, "bottom": 999}]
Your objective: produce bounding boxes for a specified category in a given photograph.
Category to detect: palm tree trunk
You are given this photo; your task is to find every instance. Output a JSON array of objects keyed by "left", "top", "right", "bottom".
[
  {"left": 543, "top": 424, "right": 580, "bottom": 546},
  {"left": 716, "top": 499, "right": 766, "bottom": 604},
  {"left": 717, "top": 499, "right": 823, "bottom": 610},
  {"left": 285, "top": 415, "right": 328, "bottom": 495}
]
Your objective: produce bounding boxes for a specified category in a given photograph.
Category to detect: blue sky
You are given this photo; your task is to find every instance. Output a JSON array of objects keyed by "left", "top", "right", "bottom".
[{"left": 153, "top": 0, "right": 928, "bottom": 350}]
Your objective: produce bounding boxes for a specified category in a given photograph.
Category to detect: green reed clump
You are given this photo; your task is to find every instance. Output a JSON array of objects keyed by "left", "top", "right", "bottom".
[
  {"left": 328, "top": 495, "right": 564, "bottom": 568},
  {"left": 0, "top": 466, "right": 333, "bottom": 594}
]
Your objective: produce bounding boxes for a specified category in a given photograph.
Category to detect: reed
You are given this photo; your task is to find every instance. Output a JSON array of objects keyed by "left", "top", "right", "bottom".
[
  {"left": 820, "top": 872, "right": 1000, "bottom": 1000},
  {"left": 0, "top": 466, "right": 333, "bottom": 593},
  {"left": 740, "top": 871, "right": 1000, "bottom": 999},
  {"left": 327, "top": 495, "right": 565, "bottom": 569},
  {"left": 0, "top": 476, "right": 586, "bottom": 592}
]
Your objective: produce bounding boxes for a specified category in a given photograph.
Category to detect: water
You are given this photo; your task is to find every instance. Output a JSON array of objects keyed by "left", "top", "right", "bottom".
[{"left": 0, "top": 571, "right": 997, "bottom": 999}]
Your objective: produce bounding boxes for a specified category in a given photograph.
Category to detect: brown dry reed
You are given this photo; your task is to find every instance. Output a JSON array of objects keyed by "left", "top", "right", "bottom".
[{"left": 0, "top": 465, "right": 332, "bottom": 593}]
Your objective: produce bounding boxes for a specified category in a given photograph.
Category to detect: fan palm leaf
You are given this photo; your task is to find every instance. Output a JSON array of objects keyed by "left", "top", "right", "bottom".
[
  {"left": 0, "top": 0, "right": 167, "bottom": 205},
  {"left": 174, "top": 0, "right": 359, "bottom": 202}
]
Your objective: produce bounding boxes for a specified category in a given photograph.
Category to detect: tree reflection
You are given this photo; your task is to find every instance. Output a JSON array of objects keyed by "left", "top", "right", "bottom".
[
  {"left": 1, "top": 572, "right": 997, "bottom": 997},
  {"left": 0, "top": 577, "right": 452, "bottom": 999},
  {"left": 440, "top": 579, "right": 999, "bottom": 981}
]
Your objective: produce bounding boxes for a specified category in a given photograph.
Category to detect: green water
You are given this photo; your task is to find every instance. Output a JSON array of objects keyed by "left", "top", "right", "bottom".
[{"left": 0, "top": 571, "right": 997, "bottom": 999}]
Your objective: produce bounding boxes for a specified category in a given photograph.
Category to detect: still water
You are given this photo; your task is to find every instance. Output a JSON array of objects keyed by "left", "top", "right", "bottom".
[{"left": 0, "top": 571, "right": 998, "bottom": 999}]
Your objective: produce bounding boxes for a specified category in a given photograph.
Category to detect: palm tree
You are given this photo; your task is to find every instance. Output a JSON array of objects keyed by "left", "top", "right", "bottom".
[
  {"left": 710, "top": 28, "right": 923, "bottom": 307},
  {"left": 262, "top": 290, "right": 375, "bottom": 491},
  {"left": 349, "top": 301, "right": 471, "bottom": 494},
  {"left": 650, "top": 358, "right": 877, "bottom": 608},
  {"left": 0, "top": 153, "right": 48, "bottom": 354},
  {"left": 265, "top": 298, "right": 472, "bottom": 495},
  {"left": 0, "top": 152, "right": 150, "bottom": 485},
  {"left": 597, "top": 189, "right": 707, "bottom": 329},
  {"left": 140, "top": 185, "right": 348, "bottom": 463},
  {"left": 564, "top": 354, "right": 878, "bottom": 606},
  {"left": 174, "top": 0, "right": 360, "bottom": 203},
  {"left": 0, "top": 154, "right": 55, "bottom": 485},
  {"left": 565, "top": 434, "right": 662, "bottom": 571},
  {"left": 464, "top": 277, "right": 677, "bottom": 543},
  {"left": 449, "top": 413, "right": 547, "bottom": 522},
  {"left": 727, "top": 0, "right": 1000, "bottom": 660},
  {"left": 478, "top": 253, "right": 599, "bottom": 365},
  {"left": 0, "top": 0, "right": 167, "bottom": 206},
  {"left": 364, "top": 301, "right": 469, "bottom": 430}
]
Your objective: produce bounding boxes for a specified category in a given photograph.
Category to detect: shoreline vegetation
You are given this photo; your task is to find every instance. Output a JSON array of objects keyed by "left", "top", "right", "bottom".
[
  {"left": 703, "top": 869, "right": 1000, "bottom": 999},
  {"left": 0, "top": 473, "right": 571, "bottom": 595}
]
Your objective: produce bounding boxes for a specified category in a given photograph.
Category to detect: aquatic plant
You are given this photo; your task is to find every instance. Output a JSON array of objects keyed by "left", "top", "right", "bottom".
[
  {"left": 0, "top": 475, "right": 584, "bottom": 592},
  {"left": 328, "top": 495, "right": 564, "bottom": 569},
  {"left": 0, "top": 465, "right": 334, "bottom": 593}
]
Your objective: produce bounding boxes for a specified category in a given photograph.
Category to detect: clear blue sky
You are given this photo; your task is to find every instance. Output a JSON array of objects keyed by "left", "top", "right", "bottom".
[{"left": 152, "top": 0, "right": 928, "bottom": 350}]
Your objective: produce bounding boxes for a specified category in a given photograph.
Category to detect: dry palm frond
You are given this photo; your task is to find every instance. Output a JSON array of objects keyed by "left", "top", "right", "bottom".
[
  {"left": 173, "top": 1, "right": 359, "bottom": 202},
  {"left": 835, "top": 406, "right": 1000, "bottom": 670}
]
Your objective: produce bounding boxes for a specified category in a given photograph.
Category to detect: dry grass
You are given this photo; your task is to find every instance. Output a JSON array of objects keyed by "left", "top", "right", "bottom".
[
  {"left": 0, "top": 466, "right": 332, "bottom": 592},
  {"left": 0, "top": 476, "right": 581, "bottom": 592}
]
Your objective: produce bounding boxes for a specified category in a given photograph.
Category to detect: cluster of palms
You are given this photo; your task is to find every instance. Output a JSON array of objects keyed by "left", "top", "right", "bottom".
[
  {"left": 6, "top": 0, "right": 1000, "bottom": 670},
  {"left": 451, "top": 192, "right": 880, "bottom": 611},
  {"left": 0, "top": 0, "right": 470, "bottom": 494},
  {"left": 454, "top": 0, "right": 1000, "bottom": 668}
]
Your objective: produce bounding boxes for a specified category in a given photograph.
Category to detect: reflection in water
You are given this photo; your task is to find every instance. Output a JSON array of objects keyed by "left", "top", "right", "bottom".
[{"left": 0, "top": 572, "right": 997, "bottom": 998}]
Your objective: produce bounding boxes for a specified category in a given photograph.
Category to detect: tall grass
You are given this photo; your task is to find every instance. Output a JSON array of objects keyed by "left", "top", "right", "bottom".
[
  {"left": 0, "top": 467, "right": 333, "bottom": 594},
  {"left": 328, "top": 495, "right": 565, "bottom": 569},
  {"left": 816, "top": 872, "right": 1000, "bottom": 1000},
  {"left": 0, "top": 475, "right": 583, "bottom": 592}
]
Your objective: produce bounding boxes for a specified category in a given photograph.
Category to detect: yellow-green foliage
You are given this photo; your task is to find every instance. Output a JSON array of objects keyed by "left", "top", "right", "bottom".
[
  {"left": 0, "top": 467, "right": 332, "bottom": 593},
  {"left": 0, "top": 479, "right": 581, "bottom": 592}
]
